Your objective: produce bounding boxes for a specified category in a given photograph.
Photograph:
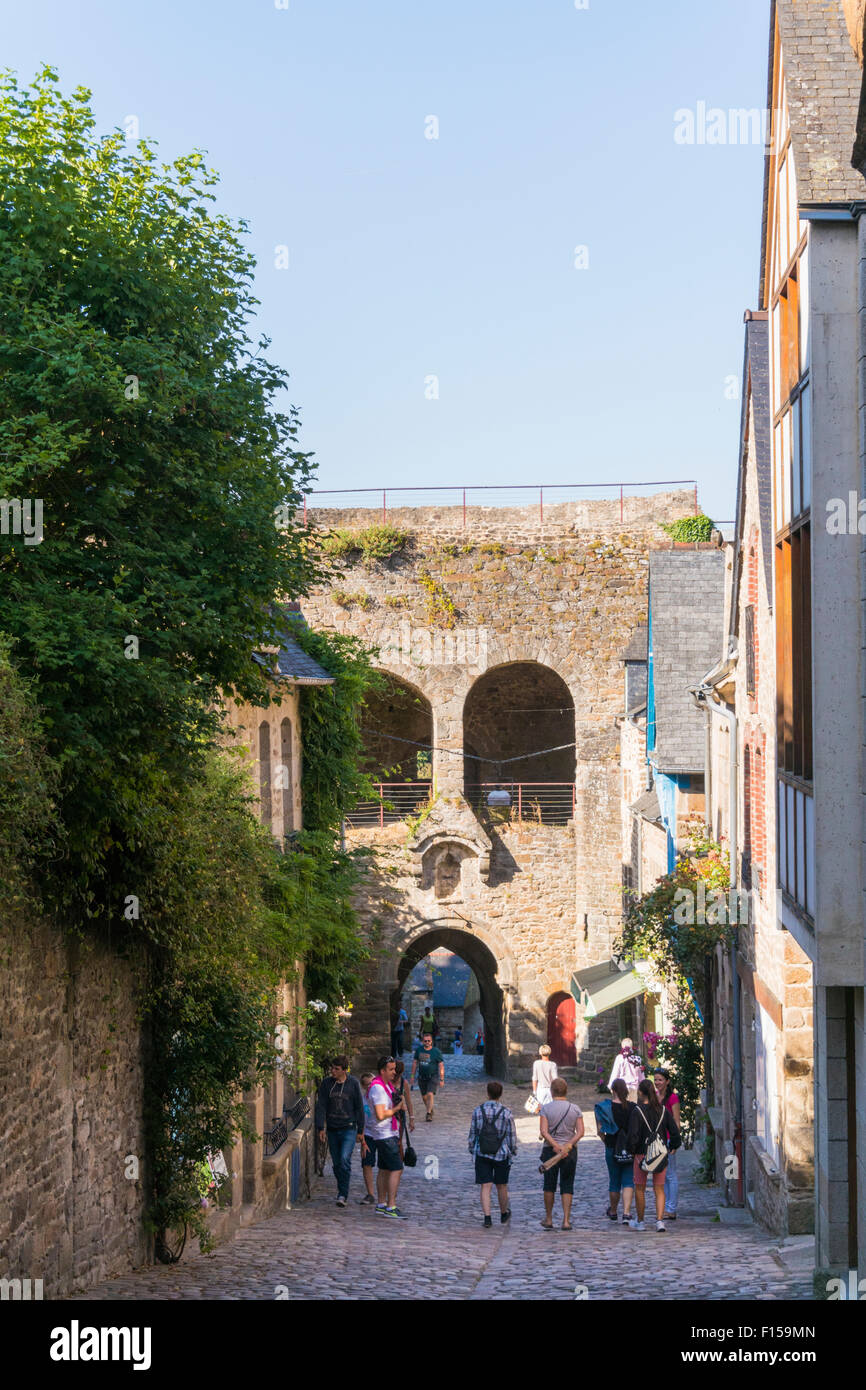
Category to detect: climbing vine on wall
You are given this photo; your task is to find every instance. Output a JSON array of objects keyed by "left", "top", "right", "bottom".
[{"left": 615, "top": 819, "right": 735, "bottom": 1139}]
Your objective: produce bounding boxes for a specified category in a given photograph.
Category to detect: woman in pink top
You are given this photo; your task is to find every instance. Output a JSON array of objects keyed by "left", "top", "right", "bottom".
[
  {"left": 607, "top": 1038, "right": 645, "bottom": 1101},
  {"left": 654, "top": 1068, "right": 681, "bottom": 1220}
]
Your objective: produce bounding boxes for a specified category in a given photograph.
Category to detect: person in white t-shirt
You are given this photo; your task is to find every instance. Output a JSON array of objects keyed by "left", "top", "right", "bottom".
[
  {"left": 532, "top": 1045, "right": 558, "bottom": 1106},
  {"left": 365, "top": 1055, "right": 406, "bottom": 1218}
]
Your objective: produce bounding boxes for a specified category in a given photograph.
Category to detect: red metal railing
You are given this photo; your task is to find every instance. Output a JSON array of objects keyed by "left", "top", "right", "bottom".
[
  {"left": 345, "top": 782, "right": 434, "bottom": 828},
  {"left": 301, "top": 481, "right": 699, "bottom": 528},
  {"left": 344, "top": 781, "right": 576, "bottom": 828},
  {"left": 465, "top": 782, "right": 576, "bottom": 826}
]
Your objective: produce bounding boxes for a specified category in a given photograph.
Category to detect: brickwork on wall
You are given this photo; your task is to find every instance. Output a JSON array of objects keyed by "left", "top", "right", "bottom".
[
  {"left": 301, "top": 492, "right": 695, "bottom": 1079},
  {"left": 0, "top": 914, "right": 149, "bottom": 1295}
]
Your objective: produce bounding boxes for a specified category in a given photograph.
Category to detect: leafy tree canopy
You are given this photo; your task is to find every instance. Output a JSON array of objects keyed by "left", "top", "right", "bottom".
[{"left": 0, "top": 68, "right": 324, "bottom": 905}]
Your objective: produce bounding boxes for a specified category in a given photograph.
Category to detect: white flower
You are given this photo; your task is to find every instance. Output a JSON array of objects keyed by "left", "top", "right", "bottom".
[{"left": 308, "top": 1000, "right": 328, "bottom": 1013}]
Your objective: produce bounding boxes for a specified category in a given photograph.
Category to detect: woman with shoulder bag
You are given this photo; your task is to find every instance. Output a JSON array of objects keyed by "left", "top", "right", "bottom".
[
  {"left": 600, "top": 1077, "right": 635, "bottom": 1224},
  {"left": 626, "top": 1078, "right": 680, "bottom": 1233}
]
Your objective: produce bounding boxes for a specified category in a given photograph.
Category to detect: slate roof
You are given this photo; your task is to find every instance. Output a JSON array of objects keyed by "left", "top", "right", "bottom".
[
  {"left": 776, "top": 0, "right": 863, "bottom": 203},
  {"left": 407, "top": 953, "right": 472, "bottom": 1008},
  {"left": 430, "top": 955, "right": 472, "bottom": 1008},
  {"left": 730, "top": 314, "right": 774, "bottom": 629},
  {"left": 252, "top": 610, "right": 335, "bottom": 686},
  {"left": 619, "top": 625, "right": 648, "bottom": 663},
  {"left": 648, "top": 550, "right": 726, "bottom": 775},
  {"left": 630, "top": 788, "right": 663, "bottom": 825}
]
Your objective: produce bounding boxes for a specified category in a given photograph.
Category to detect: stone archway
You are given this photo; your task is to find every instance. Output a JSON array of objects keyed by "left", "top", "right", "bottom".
[{"left": 390, "top": 919, "right": 513, "bottom": 1079}]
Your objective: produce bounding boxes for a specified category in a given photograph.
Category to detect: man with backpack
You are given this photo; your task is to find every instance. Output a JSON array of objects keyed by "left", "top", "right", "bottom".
[{"left": 467, "top": 1080, "right": 517, "bottom": 1228}]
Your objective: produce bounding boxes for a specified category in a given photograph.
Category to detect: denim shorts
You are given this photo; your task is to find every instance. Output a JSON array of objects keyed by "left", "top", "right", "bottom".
[
  {"left": 605, "top": 1145, "right": 635, "bottom": 1192},
  {"left": 363, "top": 1136, "right": 403, "bottom": 1172}
]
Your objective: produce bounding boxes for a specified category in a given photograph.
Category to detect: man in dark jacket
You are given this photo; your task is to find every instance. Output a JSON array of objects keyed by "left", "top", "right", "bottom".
[{"left": 315, "top": 1056, "right": 365, "bottom": 1207}]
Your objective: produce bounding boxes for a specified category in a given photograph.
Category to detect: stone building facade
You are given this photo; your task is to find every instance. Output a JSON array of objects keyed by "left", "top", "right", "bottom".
[
  {"left": 699, "top": 311, "right": 814, "bottom": 1239},
  {"left": 301, "top": 490, "right": 697, "bottom": 1080}
]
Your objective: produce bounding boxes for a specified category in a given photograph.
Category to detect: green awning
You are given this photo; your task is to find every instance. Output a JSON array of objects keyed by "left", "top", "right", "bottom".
[{"left": 570, "top": 960, "right": 654, "bottom": 1020}]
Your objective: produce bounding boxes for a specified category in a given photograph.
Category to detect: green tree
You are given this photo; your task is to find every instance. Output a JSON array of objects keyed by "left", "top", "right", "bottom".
[{"left": 0, "top": 68, "right": 324, "bottom": 913}]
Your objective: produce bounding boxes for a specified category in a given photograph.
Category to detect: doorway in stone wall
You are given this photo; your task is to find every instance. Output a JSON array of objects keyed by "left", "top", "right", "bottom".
[{"left": 547, "top": 991, "right": 577, "bottom": 1067}]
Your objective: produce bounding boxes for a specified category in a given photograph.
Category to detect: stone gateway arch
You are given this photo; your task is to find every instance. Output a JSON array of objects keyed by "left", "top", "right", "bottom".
[{"left": 299, "top": 491, "right": 693, "bottom": 1078}]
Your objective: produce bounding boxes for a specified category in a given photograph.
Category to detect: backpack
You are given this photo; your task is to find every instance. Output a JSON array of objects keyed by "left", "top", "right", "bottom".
[
  {"left": 638, "top": 1105, "right": 669, "bottom": 1173},
  {"left": 479, "top": 1103, "right": 504, "bottom": 1157}
]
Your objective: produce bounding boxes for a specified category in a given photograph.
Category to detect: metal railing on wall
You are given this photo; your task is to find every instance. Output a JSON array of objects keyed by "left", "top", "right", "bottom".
[
  {"left": 301, "top": 481, "right": 699, "bottom": 528},
  {"left": 345, "top": 782, "right": 434, "bottom": 828},
  {"left": 465, "top": 782, "right": 576, "bottom": 826}
]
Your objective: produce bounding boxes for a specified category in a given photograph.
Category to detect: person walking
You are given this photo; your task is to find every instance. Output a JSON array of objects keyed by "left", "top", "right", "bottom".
[
  {"left": 627, "top": 1078, "right": 681, "bottom": 1233},
  {"left": 475, "top": 1028, "right": 485, "bottom": 1057},
  {"left": 358, "top": 1072, "right": 377, "bottom": 1204},
  {"left": 532, "top": 1044, "right": 558, "bottom": 1109},
  {"left": 607, "top": 1037, "right": 645, "bottom": 1101},
  {"left": 468, "top": 1080, "right": 517, "bottom": 1228},
  {"left": 453, "top": 1026, "right": 463, "bottom": 1057},
  {"left": 420, "top": 1003, "right": 436, "bottom": 1039},
  {"left": 366, "top": 1056, "right": 406, "bottom": 1218},
  {"left": 595, "top": 1077, "right": 635, "bottom": 1223},
  {"left": 654, "top": 1067, "right": 682, "bottom": 1221},
  {"left": 410, "top": 1031, "right": 445, "bottom": 1122},
  {"left": 539, "top": 1078, "right": 584, "bottom": 1230},
  {"left": 315, "top": 1056, "right": 365, "bottom": 1208},
  {"left": 391, "top": 1005, "right": 409, "bottom": 1058}
]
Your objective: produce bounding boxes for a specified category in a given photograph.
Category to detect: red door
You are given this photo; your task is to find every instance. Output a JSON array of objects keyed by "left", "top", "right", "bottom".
[{"left": 547, "top": 992, "right": 576, "bottom": 1067}]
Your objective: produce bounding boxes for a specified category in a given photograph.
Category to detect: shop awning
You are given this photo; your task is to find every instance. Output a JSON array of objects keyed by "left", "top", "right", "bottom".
[{"left": 570, "top": 959, "right": 654, "bottom": 1019}]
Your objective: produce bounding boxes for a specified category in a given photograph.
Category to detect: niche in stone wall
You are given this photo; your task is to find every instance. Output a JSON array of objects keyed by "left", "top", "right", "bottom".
[{"left": 420, "top": 841, "right": 476, "bottom": 900}]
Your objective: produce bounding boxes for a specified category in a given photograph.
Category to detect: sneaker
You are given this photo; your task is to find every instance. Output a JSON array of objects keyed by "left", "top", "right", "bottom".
[
  {"left": 604, "top": 1207, "right": 618, "bottom": 1221},
  {"left": 628, "top": 1217, "right": 646, "bottom": 1231},
  {"left": 483, "top": 1215, "right": 493, "bottom": 1228},
  {"left": 374, "top": 1204, "right": 387, "bottom": 1214},
  {"left": 425, "top": 1112, "right": 433, "bottom": 1122},
  {"left": 358, "top": 1194, "right": 375, "bottom": 1205},
  {"left": 500, "top": 1209, "right": 511, "bottom": 1224},
  {"left": 656, "top": 1220, "right": 666, "bottom": 1233},
  {"left": 335, "top": 1195, "right": 347, "bottom": 1208},
  {"left": 380, "top": 1206, "right": 405, "bottom": 1219}
]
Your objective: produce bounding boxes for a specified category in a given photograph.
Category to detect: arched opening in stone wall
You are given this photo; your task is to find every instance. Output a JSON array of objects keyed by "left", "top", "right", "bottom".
[
  {"left": 349, "top": 672, "right": 433, "bottom": 825},
  {"left": 391, "top": 926, "right": 507, "bottom": 1078},
  {"left": 360, "top": 671, "right": 432, "bottom": 779},
  {"left": 463, "top": 662, "right": 575, "bottom": 823}
]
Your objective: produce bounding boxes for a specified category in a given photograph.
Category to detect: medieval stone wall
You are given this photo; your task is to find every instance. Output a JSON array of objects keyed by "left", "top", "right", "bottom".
[
  {"left": 0, "top": 913, "right": 149, "bottom": 1296},
  {"left": 302, "top": 491, "right": 695, "bottom": 1079}
]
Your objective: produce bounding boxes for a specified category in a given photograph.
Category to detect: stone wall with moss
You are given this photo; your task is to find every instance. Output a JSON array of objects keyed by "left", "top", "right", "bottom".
[{"left": 300, "top": 490, "right": 697, "bottom": 1078}]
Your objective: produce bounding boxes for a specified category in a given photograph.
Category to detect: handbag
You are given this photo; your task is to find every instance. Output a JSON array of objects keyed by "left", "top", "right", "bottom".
[
  {"left": 524, "top": 1094, "right": 540, "bottom": 1114},
  {"left": 399, "top": 1102, "right": 417, "bottom": 1166}
]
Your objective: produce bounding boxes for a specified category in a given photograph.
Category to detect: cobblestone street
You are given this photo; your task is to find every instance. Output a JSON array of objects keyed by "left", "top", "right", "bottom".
[{"left": 78, "top": 1063, "right": 813, "bottom": 1302}]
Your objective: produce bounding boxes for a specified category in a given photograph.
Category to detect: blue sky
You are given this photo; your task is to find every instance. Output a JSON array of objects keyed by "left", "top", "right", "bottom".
[{"left": 5, "top": 0, "right": 771, "bottom": 521}]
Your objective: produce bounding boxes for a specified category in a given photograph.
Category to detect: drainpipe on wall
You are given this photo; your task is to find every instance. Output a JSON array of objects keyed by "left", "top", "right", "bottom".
[{"left": 690, "top": 684, "right": 742, "bottom": 1204}]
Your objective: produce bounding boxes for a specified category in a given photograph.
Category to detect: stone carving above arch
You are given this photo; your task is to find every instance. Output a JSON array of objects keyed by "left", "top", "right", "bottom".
[{"left": 406, "top": 792, "right": 492, "bottom": 885}]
